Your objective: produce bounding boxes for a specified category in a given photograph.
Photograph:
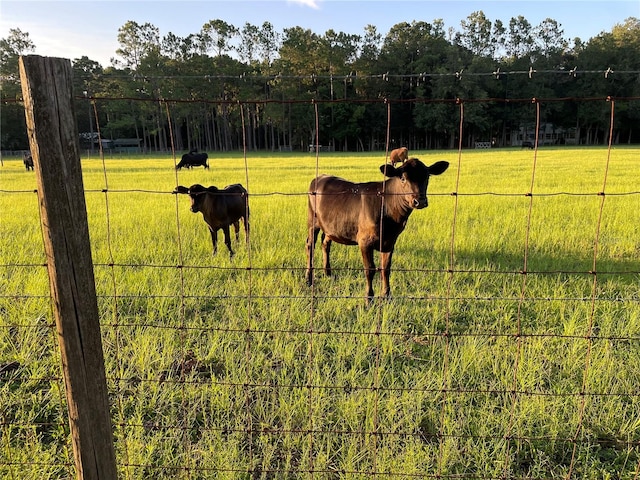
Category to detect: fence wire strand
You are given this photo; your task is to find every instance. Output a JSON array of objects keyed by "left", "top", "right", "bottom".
[{"left": 565, "top": 97, "right": 615, "bottom": 479}]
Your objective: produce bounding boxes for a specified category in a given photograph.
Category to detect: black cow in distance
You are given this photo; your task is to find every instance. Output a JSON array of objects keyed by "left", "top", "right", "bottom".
[{"left": 176, "top": 150, "right": 209, "bottom": 170}]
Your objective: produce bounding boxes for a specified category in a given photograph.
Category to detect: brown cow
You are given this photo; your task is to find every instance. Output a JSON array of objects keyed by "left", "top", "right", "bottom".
[
  {"left": 175, "top": 183, "right": 249, "bottom": 257},
  {"left": 390, "top": 147, "right": 408, "bottom": 165},
  {"left": 305, "top": 158, "right": 449, "bottom": 304}
]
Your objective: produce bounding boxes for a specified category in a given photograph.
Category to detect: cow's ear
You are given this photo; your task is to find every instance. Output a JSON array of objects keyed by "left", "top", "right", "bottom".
[
  {"left": 380, "top": 164, "right": 401, "bottom": 177},
  {"left": 428, "top": 161, "right": 449, "bottom": 176},
  {"left": 175, "top": 185, "right": 189, "bottom": 194}
]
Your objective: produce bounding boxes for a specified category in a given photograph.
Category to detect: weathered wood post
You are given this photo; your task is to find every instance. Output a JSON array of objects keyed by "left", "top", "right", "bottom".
[{"left": 19, "top": 55, "right": 117, "bottom": 480}]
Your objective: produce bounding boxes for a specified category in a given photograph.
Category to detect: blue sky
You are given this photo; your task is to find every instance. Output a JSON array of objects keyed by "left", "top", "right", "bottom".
[{"left": 1, "top": 0, "right": 638, "bottom": 66}]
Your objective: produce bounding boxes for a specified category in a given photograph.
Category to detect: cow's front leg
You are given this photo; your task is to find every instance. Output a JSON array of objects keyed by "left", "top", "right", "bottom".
[
  {"left": 222, "top": 225, "right": 235, "bottom": 257},
  {"left": 379, "top": 250, "right": 394, "bottom": 298},
  {"left": 321, "top": 233, "right": 332, "bottom": 277},
  {"left": 359, "top": 244, "right": 376, "bottom": 305},
  {"left": 208, "top": 226, "right": 218, "bottom": 255},
  {"left": 305, "top": 226, "right": 320, "bottom": 286}
]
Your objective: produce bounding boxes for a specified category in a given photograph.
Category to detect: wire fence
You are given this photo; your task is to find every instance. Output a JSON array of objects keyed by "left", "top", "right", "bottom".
[{"left": 1, "top": 88, "right": 640, "bottom": 479}]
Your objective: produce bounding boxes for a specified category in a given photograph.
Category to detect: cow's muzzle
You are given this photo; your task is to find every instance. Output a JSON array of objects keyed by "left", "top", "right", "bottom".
[{"left": 413, "top": 197, "right": 427, "bottom": 209}]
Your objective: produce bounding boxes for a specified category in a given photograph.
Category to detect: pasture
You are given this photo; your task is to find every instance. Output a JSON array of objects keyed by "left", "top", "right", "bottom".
[{"left": 1, "top": 146, "right": 639, "bottom": 479}]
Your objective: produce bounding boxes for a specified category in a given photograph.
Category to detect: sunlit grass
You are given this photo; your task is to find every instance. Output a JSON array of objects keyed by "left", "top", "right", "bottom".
[{"left": 1, "top": 146, "right": 639, "bottom": 478}]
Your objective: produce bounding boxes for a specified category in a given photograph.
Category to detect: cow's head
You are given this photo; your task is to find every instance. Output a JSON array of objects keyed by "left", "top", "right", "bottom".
[
  {"left": 175, "top": 184, "right": 217, "bottom": 213},
  {"left": 380, "top": 158, "right": 449, "bottom": 209}
]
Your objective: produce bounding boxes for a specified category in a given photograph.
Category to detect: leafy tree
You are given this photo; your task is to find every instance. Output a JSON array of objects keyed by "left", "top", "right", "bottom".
[
  {"left": 358, "top": 24, "right": 382, "bottom": 66},
  {"left": 492, "top": 20, "right": 507, "bottom": 59},
  {"left": 458, "top": 11, "right": 497, "bottom": 58},
  {"left": 199, "top": 19, "right": 239, "bottom": 57},
  {"left": 0, "top": 28, "right": 35, "bottom": 79},
  {"left": 3, "top": 14, "right": 640, "bottom": 152},
  {"left": 72, "top": 56, "right": 104, "bottom": 145},
  {"left": 535, "top": 18, "right": 568, "bottom": 60},
  {"left": 161, "top": 32, "right": 199, "bottom": 61},
  {"left": 569, "top": 17, "right": 640, "bottom": 143},
  {"left": 238, "top": 22, "right": 260, "bottom": 65},
  {"left": 350, "top": 24, "right": 382, "bottom": 127},
  {"left": 114, "top": 21, "right": 160, "bottom": 69},
  {"left": 273, "top": 27, "right": 326, "bottom": 147},
  {"left": 504, "top": 15, "right": 535, "bottom": 60},
  {"left": 0, "top": 28, "right": 35, "bottom": 150},
  {"left": 256, "top": 22, "right": 281, "bottom": 68}
]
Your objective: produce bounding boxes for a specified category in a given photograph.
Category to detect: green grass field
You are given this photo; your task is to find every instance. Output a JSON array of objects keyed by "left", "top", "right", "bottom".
[{"left": 1, "top": 147, "right": 639, "bottom": 479}]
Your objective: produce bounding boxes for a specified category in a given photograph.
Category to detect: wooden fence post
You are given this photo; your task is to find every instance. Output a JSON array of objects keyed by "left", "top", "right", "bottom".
[{"left": 19, "top": 55, "right": 117, "bottom": 480}]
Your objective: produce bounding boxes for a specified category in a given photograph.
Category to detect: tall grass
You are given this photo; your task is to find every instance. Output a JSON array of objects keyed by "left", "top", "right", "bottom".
[{"left": 1, "top": 147, "right": 639, "bottom": 479}]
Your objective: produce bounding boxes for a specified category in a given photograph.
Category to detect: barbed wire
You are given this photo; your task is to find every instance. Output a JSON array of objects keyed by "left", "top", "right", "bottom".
[{"left": 74, "top": 67, "right": 637, "bottom": 82}]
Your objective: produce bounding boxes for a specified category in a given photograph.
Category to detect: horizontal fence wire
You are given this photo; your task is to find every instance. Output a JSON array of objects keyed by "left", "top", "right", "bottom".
[
  {"left": 71, "top": 67, "right": 639, "bottom": 81},
  {"left": 1, "top": 93, "right": 640, "bottom": 479}
]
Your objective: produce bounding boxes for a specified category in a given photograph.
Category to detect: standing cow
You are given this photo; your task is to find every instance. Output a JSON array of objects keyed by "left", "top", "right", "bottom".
[
  {"left": 176, "top": 150, "right": 209, "bottom": 170},
  {"left": 306, "top": 158, "right": 449, "bottom": 304},
  {"left": 175, "top": 183, "right": 249, "bottom": 257},
  {"left": 390, "top": 147, "right": 409, "bottom": 165},
  {"left": 23, "top": 151, "right": 34, "bottom": 171}
]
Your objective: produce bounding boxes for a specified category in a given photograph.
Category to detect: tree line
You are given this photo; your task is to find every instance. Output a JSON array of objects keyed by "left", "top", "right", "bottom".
[{"left": 1, "top": 13, "right": 639, "bottom": 153}]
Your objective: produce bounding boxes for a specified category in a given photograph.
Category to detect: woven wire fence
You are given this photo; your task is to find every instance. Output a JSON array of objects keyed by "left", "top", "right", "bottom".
[{"left": 1, "top": 89, "right": 640, "bottom": 479}]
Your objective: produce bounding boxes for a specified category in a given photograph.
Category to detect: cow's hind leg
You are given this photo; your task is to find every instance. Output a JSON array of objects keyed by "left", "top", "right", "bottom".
[
  {"left": 321, "top": 233, "right": 332, "bottom": 277},
  {"left": 243, "top": 215, "right": 249, "bottom": 244},
  {"left": 305, "top": 226, "right": 320, "bottom": 286},
  {"left": 222, "top": 225, "right": 235, "bottom": 257},
  {"left": 232, "top": 221, "right": 240, "bottom": 242}
]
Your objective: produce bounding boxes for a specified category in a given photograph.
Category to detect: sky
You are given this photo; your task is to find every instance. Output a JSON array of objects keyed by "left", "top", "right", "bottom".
[{"left": 1, "top": 0, "right": 639, "bottom": 67}]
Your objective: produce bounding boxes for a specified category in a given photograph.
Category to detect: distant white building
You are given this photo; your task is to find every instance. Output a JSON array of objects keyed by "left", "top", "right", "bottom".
[
  {"left": 512, "top": 123, "right": 577, "bottom": 147},
  {"left": 112, "top": 138, "right": 142, "bottom": 153}
]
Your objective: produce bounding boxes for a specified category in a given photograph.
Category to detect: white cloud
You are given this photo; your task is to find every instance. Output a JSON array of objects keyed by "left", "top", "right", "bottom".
[
  {"left": 1, "top": 20, "right": 117, "bottom": 66},
  {"left": 288, "top": 0, "right": 321, "bottom": 10}
]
